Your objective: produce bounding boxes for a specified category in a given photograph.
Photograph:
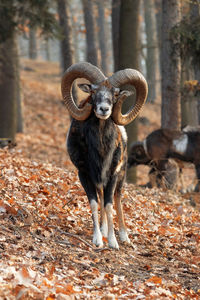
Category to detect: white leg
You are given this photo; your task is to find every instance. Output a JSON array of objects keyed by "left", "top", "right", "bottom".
[
  {"left": 90, "top": 199, "right": 103, "bottom": 247},
  {"left": 105, "top": 203, "right": 119, "bottom": 249}
]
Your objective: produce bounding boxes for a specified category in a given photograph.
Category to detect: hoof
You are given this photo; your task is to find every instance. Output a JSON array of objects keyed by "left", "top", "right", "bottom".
[
  {"left": 119, "top": 230, "right": 130, "bottom": 243},
  {"left": 108, "top": 235, "right": 119, "bottom": 250},
  {"left": 93, "top": 230, "right": 103, "bottom": 247}
]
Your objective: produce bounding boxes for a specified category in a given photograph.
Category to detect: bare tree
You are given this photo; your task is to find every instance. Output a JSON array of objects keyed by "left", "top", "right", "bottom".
[
  {"left": 0, "top": 34, "right": 18, "bottom": 146},
  {"left": 143, "top": 0, "right": 160, "bottom": 103},
  {"left": 29, "top": 28, "right": 37, "bottom": 60},
  {"left": 118, "top": 0, "right": 141, "bottom": 183},
  {"left": 190, "top": 0, "right": 200, "bottom": 82},
  {"left": 191, "top": 0, "right": 200, "bottom": 124},
  {"left": 96, "top": 0, "right": 109, "bottom": 75},
  {"left": 112, "top": 0, "right": 120, "bottom": 71},
  {"left": 161, "top": 0, "right": 181, "bottom": 130},
  {"left": 82, "top": 0, "right": 98, "bottom": 66},
  {"left": 154, "top": 0, "right": 162, "bottom": 50},
  {"left": 57, "top": 0, "right": 74, "bottom": 72},
  {"left": 0, "top": 0, "right": 58, "bottom": 146}
]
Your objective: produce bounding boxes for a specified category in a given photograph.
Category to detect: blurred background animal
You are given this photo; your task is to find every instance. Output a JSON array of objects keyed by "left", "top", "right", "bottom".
[{"left": 128, "top": 127, "right": 200, "bottom": 192}]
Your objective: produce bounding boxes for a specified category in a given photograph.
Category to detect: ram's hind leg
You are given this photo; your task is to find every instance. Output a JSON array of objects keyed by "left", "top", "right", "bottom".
[
  {"left": 115, "top": 178, "right": 130, "bottom": 244},
  {"left": 78, "top": 171, "right": 103, "bottom": 247}
]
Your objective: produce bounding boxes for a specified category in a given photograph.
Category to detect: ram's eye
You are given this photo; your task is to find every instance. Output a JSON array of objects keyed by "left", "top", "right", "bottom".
[{"left": 105, "top": 98, "right": 112, "bottom": 104}]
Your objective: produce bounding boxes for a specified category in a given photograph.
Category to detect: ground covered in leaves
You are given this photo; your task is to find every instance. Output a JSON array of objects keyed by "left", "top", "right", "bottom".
[{"left": 0, "top": 60, "right": 199, "bottom": 299}]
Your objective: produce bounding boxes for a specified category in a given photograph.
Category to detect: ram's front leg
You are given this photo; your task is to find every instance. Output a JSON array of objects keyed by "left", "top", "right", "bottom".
[
  {"left": 114, "top": 190, "right": 130, "bottom": 244},
  {"left": 97, "top": 187, "right": 108, "bottom": 238},
  {"left": 78, "top": 171, "right": 103, "bottom": 247},
  {"left": 104, "top": 178, "right": 119, "bottom": 249}
]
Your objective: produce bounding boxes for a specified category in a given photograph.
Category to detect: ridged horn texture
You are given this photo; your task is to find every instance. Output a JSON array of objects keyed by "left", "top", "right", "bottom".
[
  {"left": 109, "top": 69, "right": 148, "bottom": 125},
  {"left": 61, "top": 62, "right": 106, "bottom": 121}
]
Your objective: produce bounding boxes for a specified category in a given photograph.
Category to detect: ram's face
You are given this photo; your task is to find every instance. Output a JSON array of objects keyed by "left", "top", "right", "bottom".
[
  {"left": 92, "top": 86, "right": 116, "bottom": 119},
  {"left": 78, "top": 83, "right": 120, "bottom": 120}
]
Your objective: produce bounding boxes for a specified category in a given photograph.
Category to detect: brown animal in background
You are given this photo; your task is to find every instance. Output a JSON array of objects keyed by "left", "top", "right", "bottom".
[
  {"left": 128, "top": 128, "right": 200, "bottom": 192},
  {"left": 148, "top": 159, "right": 180, "bottom": 191}
]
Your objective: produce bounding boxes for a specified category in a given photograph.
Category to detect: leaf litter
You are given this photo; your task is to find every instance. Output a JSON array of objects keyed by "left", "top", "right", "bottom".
[{"left": 0, "top": 59, "right": 199, "bottom": 299}]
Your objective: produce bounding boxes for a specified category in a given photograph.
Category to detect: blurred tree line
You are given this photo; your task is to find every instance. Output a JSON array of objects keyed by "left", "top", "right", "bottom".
[{"left": 0, "top": 0, "right": 200, "bottom": 182}]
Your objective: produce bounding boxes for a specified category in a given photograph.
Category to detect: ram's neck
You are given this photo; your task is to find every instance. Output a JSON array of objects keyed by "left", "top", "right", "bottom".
[{"left": 99, "top": 119, "right": 107, "bottom": 132}]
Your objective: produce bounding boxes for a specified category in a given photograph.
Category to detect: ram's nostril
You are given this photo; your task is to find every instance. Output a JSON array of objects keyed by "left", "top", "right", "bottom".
[{"left": 100, "top": 107, "right": 109, "bottom": 113}]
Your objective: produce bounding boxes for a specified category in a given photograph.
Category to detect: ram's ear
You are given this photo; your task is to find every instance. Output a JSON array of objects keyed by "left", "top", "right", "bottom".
[
  {"left": 113, "top": 88, "right": 134, "bottom": 103},
  {"left": 78, "top": 83, "right": 92, "bottom": 93},
  {"left": 119, "top": 90, "right": 134, "bottom": 97}
]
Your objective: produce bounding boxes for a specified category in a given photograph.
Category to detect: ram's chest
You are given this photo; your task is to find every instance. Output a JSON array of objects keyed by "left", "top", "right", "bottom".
[
  {"left": 99, "top": 129, "right": 115, "bottom": 158},
  {"left": 92, "top": 126, "right": 116, "bottom": 163},
  {"left": 83, "top": 121, "right": 122, "bottom": 178}
]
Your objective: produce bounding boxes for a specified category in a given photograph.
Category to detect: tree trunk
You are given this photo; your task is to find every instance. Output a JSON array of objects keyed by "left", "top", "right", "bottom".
[
  {"left": 57, "top": 0, "right": 74, "bottom": 73},
  {"left": 29, "top": 28, "right": 37, "bottom": 60},
  {"left": 82, "top": 0, "right": 98, "bottom": 66},
  {"left": 112, "top": 0, "right": 121, "bottom": 72},
  {"left": 17, "top": 85, "right": 23, "bottom": 133},
  {"left": 118, "top": 0, "right": 140, "bottom": 183},
  {"left": 181, "top": 1, "right": 200, "bottom": 127},
  {"left": 161, "top": 0, "right": 181, "bottom": 130},
  {"left": 181, "top": 58, "right": 196, "bottom": 128},
  {"left": 144, "top": 0, "right": 160, "bottom": 103},
  {"left": 44, "top": 38, "right": 51, "bottom": 61},
  {"left": 0, "top": 33, "right": 18, "bottom": 146},
  {"left": 154, "top": 0, "right": 162, "bottom": 52},
  {"left": 69, "top": 3, "right": 80, "bottom": 63},
  {"left": 96, "top": 0, "right": 109, "bottom": 75},
  {"left": 190, "top": 0, "right": 200, "bottom": 124},
  {"left": 16, "top": 39, "right": 23, "bottom": 133}
]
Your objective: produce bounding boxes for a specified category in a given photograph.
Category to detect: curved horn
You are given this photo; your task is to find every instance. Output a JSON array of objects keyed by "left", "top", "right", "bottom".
[
  {"left": 108, "top": 69, "right": 148, "bottom": 125},
  {"left": 61, "top": 62, "right": 106, "bottom": 121}
]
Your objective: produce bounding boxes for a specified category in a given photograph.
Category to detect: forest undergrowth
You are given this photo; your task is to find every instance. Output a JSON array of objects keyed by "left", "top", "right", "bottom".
[{"left": 0, "top": 59, "right": 199, "bottom": 299}]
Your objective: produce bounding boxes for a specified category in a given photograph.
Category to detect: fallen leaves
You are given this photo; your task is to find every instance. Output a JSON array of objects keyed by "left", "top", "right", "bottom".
[
  {"left": 147, "top": 276, "right": 162, "bottom": 285},
  {"left": 0, "top": 59, "right": 199, "bottom": 299},
  {"left": 0, "top": 147, "right": 200, "bottom": 299}
]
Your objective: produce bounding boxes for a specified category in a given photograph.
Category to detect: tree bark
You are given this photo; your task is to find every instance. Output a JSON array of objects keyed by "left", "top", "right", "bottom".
[
  {"left": 161, "top": 0, "right": 181, "bottom": 130},
  {"left": 44, "top": 38, "right": 51, "bottom": 61},
  {"left": 154, "top": 0, "right": 162, "bottom": 51},
  {"left": 69, "top": 3, "right": 80, "bottom": 63},
  {"left": 96, "top": 0, "right": 109, "bottom": 75},
  {"left": 190, "top": 0, "right": 200, "bottom": 124},
  {"left": 144, "top": 0, "right": 160, "bottom": 103},
  {"left": 16, "top": 39, "right": 23, "bottom": 133},
  {"left": 82, "top": 0, "right": 98, "bottom": 66},
  {"left": 57, "top": 0, "right": 74, "bottom": 73},
  {"left": 0, "top": 33, "right": 18, "bottom": 146},
  {"left": 118, "top": 0, "right": 141, "bottom": 183},
  {"left": 112, "top": 0, "right": 121, "bottom": 72},
  {"left": 181, "top": 58, "right": 196, "bottom": 128},
  {"left": 29, "top": 28, "right": 37, "bottom": 60}
]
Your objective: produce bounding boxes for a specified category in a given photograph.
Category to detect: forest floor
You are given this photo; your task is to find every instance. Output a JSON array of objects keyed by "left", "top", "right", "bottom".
[{"left": 0, "top": 59, "right": 199, "bottom": 299}]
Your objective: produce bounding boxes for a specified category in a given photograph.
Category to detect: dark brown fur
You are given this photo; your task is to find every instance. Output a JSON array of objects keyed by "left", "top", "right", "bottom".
[
  {"left": 67, "top": 84, "right": 130, "bottom": 248},
  {"left": 128, "top": 128, "right": 200, "bottom": 192}
]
